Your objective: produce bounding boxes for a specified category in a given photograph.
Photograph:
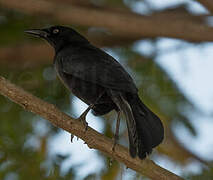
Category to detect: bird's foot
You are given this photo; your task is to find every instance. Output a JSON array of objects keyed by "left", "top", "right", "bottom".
[
  {"left": 70, "top": 107, "right": 90, "bottom": 143},
  {"left": 70, "top": 134, "right": 75, "bottom": 143},
  {"left": 70, "top": 115, "right": 88, "bottom": 143},
  {"left": 78, "top": 111, "right": 89, "bottom": 132}
]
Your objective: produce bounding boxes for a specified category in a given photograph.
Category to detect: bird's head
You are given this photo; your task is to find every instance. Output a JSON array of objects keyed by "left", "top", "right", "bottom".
[{"left": 25, "top": 25, "right": 89, "bottom": 52}]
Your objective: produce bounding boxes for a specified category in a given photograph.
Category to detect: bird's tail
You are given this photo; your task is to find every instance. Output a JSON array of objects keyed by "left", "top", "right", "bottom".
[
  {"left": 110, "top": 91, "right": 164, "bottom": 159},
  {"left": 128, "top": 94, "right": 164, "bottom": 159}
]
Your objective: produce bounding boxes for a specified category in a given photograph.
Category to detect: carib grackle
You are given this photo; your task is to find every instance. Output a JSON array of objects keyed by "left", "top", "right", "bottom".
[{"left": 25, "top": 26, "right": 164, "bottom": 159}]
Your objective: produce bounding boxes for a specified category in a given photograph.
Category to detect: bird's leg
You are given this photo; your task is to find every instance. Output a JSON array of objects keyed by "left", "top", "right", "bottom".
[
  {"left": 77, "top": 91, "right": 105, "bottom": 126},
  {"left": 77, "top": 104, "right": 94, "bottom": 131},
  {"left": 112, "top": 110, "right": 121, "bottom": 151},
  {"left": 71, "top": 104, "right": 94, "bottom": 142},
  {"left": 71, "top": 92, "right": 105, "bottom": 142}
]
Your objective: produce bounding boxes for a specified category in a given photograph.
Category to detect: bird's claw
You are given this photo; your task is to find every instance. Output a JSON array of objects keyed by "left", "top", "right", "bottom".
[
  {"left": 71, "top": 134, "right": 75, "bottom": 143},
  {"left": 78, "top": 115, "right": 88, "bottom": 132},
  {"left": 71, "top": 115, "right": 88, "bottom": 143}
]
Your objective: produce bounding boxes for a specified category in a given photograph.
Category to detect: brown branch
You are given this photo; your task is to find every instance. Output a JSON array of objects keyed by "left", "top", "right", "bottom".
[
  {"left": 0, "top": 44, "right": 52, "bottom": 68},
  {"left": 0, "top": 76, "right": 183, "bottom": 180},
  {"left": 51, "top": 0, "right": 131, "bottom": 14},
  {"left": 1, "top": 0, "right": 213, "bottom": 42}
]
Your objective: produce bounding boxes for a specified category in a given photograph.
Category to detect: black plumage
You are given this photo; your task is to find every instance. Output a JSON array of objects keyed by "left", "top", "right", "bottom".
[{"left": 25, "top": 26, "right": 164, "bottom": 159}]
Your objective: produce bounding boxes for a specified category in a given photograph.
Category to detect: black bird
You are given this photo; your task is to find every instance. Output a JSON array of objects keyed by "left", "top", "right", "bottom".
[{"left": 25, "top": 26, "right": 164, "bottom": 159}]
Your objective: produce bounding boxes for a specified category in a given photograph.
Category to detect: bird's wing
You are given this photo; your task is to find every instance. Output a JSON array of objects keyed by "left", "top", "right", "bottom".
[{"left": 56, "top": 45, "right": 138, "bottom": 93}]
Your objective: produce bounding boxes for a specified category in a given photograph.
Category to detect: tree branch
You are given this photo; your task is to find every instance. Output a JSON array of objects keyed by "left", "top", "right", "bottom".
[
  {"left": 1, "top": 0, "right": 213, "bottom": 42},
  {"left": 0, "top": 44, "right": 52, "bottom": 68},
  {"left": 0, "top": 76, "right": 183, "bottom": 180}
]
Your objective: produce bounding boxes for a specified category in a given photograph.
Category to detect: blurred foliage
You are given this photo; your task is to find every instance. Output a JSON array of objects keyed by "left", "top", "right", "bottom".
[
  {"left": 0, "top": 0, "right": 213, "bottom": 179},
  {"left": 0, "top": 9, "right": 41, "bottom": 46},
  {"left": 185, "top": 166, "right": 213, "bottom": 180}
]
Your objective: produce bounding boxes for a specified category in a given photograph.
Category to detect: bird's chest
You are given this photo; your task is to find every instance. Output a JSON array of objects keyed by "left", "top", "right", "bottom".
[
  {"left": 54, "top": 60, "right": 81, "bottom": 93},
  {"left": 54, "top": 59, "right": 70, "bottom": 89},
  {"left": 53, "top": 59, "right": 103, "bottom": 104}
]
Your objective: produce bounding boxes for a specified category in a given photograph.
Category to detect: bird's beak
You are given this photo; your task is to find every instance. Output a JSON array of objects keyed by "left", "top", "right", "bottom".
[{"left": 24, "top": 29, "right": 49, "bottom": 38}]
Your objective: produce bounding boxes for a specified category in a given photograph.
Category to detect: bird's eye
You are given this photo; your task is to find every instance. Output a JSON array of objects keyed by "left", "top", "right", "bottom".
[{"left": 53, "top": 29, "right": 59, "bottom": 34}]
